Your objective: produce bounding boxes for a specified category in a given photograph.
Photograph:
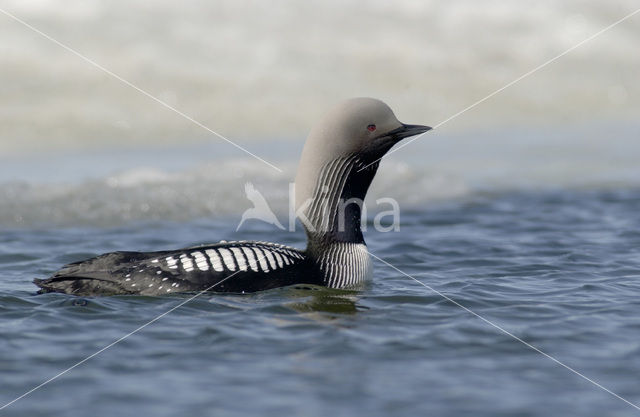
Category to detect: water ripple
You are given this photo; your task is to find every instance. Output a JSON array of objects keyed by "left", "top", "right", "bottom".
[{"left": 1, "top": 188, "right": 640, "bottom": 416}]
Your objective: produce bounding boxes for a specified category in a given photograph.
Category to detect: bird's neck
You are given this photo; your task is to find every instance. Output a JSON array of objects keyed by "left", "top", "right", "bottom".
[{"left": 296, "top": 155, "right": 379, "bottom": 253}]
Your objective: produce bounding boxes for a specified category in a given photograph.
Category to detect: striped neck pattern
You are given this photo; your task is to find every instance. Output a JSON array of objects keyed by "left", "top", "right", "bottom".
[
  {"left": 303, "top": 155, "right": 379, "bottom": 247},
  {"left": 301, "top": 155, "right": 379, "bottom": 287},
  {"left": 316, "top": 242, "right": 372, "bottom": 289}
]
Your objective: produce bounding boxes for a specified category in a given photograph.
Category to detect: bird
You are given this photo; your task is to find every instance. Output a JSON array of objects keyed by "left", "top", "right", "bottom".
[
  {"left": 236, "top": 182, "right": 285, "bottom": 231},
  {"left": 34, "top": 98, "right": 432, "bottom": 295}
]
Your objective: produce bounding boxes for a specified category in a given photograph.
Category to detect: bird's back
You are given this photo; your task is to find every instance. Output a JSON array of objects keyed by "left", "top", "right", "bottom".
[{"left": 35, "top": 241, "right": 322, "bottom": 296}]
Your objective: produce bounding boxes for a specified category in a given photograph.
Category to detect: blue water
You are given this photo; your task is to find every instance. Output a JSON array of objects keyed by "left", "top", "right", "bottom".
[
  {"left": 2, "top": 187, "right": 640, "bottom": 416},
  {"left": 2, "top": 0, "right": 639, "bottom": 413}
]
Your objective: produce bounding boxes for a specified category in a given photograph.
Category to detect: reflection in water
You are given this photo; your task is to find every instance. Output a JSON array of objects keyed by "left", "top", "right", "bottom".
[{"left": 283, "top": 285, "right": 364, "bottom": 316}]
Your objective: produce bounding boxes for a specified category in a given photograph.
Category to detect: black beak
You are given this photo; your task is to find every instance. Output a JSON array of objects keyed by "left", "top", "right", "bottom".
[{"left": 387, "top": 123, "right": 432, "bottom": 141}]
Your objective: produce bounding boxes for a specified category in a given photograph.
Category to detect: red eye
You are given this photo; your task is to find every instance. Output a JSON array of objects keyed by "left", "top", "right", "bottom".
[{"left": 367, "top": 124, "right": 376, "bottom": 132}]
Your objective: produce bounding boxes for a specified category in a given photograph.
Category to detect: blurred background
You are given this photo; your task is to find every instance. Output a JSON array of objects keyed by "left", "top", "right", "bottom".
[
  {"left": 3, "top": 4, "right": 640, "bottom": 416},
  {"left": 0, "top": 0, "right": 638, "bottom": 226}
]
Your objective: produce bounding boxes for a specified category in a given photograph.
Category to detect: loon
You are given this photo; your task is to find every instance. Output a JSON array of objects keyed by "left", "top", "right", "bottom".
[{"left": 34, "top": 98, "right": 431, "bottom": 296}]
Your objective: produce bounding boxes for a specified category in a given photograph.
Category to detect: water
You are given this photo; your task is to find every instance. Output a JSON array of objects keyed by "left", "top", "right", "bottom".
[
  {"left": 1, "top": 186, "right": 640, "bottom": 416},
  {"left": 2, "top": 1, "right": 640, "bottom": 414},
  {"left": 1, "top": 121, "right": 639, "bottom": 227},
  {"left": 2, "top": 123, "right": 640, "bottom": 416}
]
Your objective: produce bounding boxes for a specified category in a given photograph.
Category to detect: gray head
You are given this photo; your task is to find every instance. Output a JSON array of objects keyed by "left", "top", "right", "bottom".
[
  {"left": 295, "top": 97, "right": 431, "bottom": 208},
  {"left": 294, "top": 98, "right": 431, "bottom": 244}
]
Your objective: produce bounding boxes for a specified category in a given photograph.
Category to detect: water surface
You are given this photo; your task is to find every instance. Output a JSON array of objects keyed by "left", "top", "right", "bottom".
[{"left": 2, "top": 186, "right": 640, "bottom": 416}]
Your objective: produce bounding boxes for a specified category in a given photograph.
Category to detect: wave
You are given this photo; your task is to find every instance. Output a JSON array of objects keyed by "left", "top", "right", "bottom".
[{"left": 2, "top": 122, "right": 638, "bottom": 227}]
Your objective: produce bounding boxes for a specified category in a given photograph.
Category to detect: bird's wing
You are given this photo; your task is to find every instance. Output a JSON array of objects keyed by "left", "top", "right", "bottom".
[{"left": 35, "top": 242, "right": 319, "bottom": 296}]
